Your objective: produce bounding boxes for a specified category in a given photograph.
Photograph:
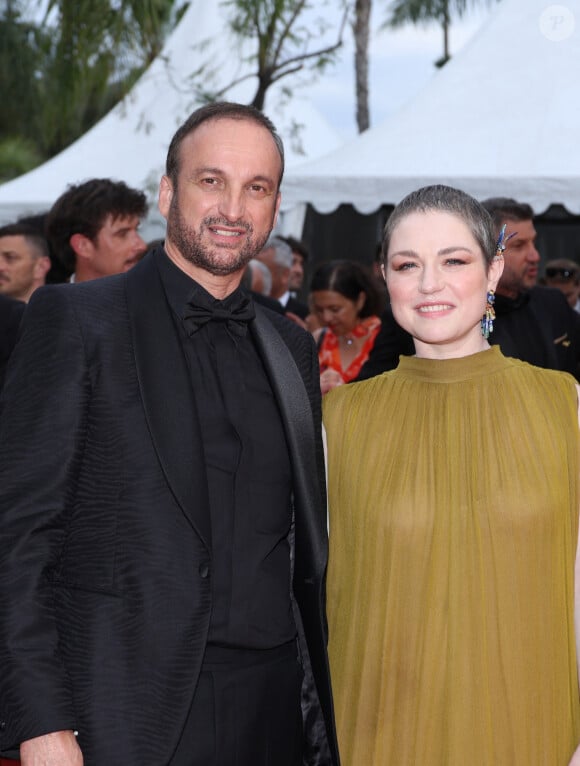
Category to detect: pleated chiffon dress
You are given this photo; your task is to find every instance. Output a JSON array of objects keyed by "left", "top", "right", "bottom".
[{"left": 324, "top": 347, "right": 580, "bottom": 765}]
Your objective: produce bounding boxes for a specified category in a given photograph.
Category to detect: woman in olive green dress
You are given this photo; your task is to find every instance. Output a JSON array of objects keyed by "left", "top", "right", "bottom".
[{"left": 324, "top": 185, "right": 580, "bottom": 766}]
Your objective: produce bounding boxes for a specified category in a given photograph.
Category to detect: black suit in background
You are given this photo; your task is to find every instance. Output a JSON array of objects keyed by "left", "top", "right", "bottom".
[
  {"left": 357, "top": 286, "right": 580, "bottom": 381},
  {"left": 491, "top": 286, "right": 580, "bottom": 376},
  {"left": 0, "top": 295, "right": 25, "bottom": 392},
  {"left": 0, "top": 250, "right": 338, "bottom": 765},
  {"left": 285, "top": 295, "right": 310, "bottom": 320},
  {"left": 252, "top": 289, "right": 285, "bottom": 314}
]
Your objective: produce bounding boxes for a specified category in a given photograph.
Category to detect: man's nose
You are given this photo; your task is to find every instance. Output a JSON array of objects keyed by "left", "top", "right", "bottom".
[
  {"left": 217, "top": 188, "right": 245, "bottom": 221},
  {"left": 131, "top": 232, "right": 146, "bottom": 254}
]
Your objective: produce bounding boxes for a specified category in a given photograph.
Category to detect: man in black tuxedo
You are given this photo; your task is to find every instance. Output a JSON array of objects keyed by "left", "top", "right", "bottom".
[
  {"left": 0, "top": 294, "right": 24, "bottom": 392},
  {"left": 0, "top": 102, "right": 338, "bottom": 766}
]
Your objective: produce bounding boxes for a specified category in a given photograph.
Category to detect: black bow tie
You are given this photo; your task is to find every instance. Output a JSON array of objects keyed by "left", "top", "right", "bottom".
[{"left": 182, "top": 291, "right": 255, "bottom": 337}]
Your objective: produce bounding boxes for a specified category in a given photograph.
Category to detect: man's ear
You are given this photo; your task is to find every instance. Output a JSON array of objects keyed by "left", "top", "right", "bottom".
[
  {"left": 35, "top": 256, "right": 52, "bottom": 280},
  {"left": 158, "top": 175, "right": 174, "bottom": 220},
  {"left": 69, "top": 233, "right": 94, "bottom": 261}
]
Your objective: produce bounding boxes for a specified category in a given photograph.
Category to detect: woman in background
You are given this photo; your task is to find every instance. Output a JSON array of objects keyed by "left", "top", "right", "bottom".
[
  {"left": 324, "top": 185, "right": 580, "bottom": 765},
  {"left": 310, "top": 260, "right": 381, "bottom": 394}
]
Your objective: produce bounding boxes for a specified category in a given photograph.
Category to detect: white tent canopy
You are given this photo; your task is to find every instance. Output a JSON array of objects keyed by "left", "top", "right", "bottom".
[
  {"left": 0, "top": 0, "right": 343, "bottom": 231},
  {"left": 281, "top": 0, "right": 580, "bottom": 215}
]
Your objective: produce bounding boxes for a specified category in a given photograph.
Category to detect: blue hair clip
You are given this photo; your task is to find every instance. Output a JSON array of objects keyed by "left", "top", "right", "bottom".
[{"left": 495, "top": 223, "right": 516, "bottom": 255}]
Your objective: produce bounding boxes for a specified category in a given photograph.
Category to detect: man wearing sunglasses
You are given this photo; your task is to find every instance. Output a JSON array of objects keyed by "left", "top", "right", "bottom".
[{"left": 544, "top": 259, "right": 580, "bottom": 313}]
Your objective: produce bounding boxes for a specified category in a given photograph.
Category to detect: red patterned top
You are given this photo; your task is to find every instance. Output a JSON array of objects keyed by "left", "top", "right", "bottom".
[{"left": 318, "top": 316, "right": 381, "bottom": 383}]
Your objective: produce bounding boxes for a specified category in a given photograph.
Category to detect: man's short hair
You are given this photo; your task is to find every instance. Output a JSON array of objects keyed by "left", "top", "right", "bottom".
[
  {"left": 165, "top": 101, "right": 285, "bottom": 189},
  {"left": 481, "top": 197, "right": 535, "bottom": 230},
  {"left": 46, "top": 178, "right": 148, "bottom": 272},
  {"left": 261, "top": 236, "right": 293, "bottom": 269},
  {"left": 247, "top": 258, "right": 273, "bottom": 295},
  {"left": 0, "top": 222, "right": 50, "bottom": 260}
]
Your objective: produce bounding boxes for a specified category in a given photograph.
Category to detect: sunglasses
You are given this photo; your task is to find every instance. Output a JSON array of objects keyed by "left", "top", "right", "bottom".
[{"left": 545, "top": 267, "right": 578, "bottom": 280}]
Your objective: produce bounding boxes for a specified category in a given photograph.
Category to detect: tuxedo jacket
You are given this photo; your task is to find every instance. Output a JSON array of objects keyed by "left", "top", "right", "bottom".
[
  {"left": 0, "top": 294, "right": 25, "bottom": 392},
  {"left": 491, "top": 286, "right": 580, "bottom": 378},
  {"left": 0, "top": 252, "right": 339, "bottom": 765},
  {"left": 285, "top": 295, "right": 309, "bottom": 320}
]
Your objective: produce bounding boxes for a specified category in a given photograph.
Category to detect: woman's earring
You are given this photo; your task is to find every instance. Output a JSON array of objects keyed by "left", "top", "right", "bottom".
[{"left": 481, "top": 290, "right": 495, "bottom": 339}]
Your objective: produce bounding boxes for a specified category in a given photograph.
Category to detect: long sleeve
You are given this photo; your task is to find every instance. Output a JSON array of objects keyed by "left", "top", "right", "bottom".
[{"left": 0, "top": 285, "right": 89, "bottom": 749}]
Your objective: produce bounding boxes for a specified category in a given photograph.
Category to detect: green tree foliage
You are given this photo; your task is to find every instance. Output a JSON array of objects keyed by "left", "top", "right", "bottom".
[
  {"left": 0, "top": 1, "right": 50, "bottom": 146},
  {"left": 0, "top": 0, "right": 346, "bottom": 181},
  {"left": 0, "top": 0, "right": 184, "bottom": 178},
  {"left": 0, "top": 137, "right": 43, "bottom": 183},
  {"left": 40, "top": 0, "right": 184, "bottom": 153},
  {"left": 384, "top": 0, "right": 498, "bottom": 67}
]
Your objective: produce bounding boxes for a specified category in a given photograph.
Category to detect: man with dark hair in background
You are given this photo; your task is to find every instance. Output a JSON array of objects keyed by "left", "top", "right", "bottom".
[
  {"left": 0, "top": 102, "right": 338, "bottom": 766},
  {"left": 45, "top": 178, "right": 148, "bottom": 282},
  {"left": 483, "top": 198, "right": 539, "bottom": 296},
  {"left": 0, "top": 223, "right": 51, "bottom": 303},
  {"left": 279, "top": 235, "right": 308, "bottom": 296},
  {"left": 480, "top": 197, "right": 580, "bottom": 375}
]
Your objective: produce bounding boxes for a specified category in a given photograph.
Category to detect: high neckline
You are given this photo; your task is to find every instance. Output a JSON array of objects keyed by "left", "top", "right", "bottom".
[{"left": 396, "top": 346, "right": 514, "bottom": 383}]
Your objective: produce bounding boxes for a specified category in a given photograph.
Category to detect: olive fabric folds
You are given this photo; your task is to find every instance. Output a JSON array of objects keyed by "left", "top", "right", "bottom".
[{"left": 324, "top": 347, "right": 580, "bottom": 765}]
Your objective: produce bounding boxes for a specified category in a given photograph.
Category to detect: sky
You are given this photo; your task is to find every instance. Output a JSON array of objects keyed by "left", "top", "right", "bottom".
[
  {"left": 303, "top": 3, "right": 496, "bottom": 141},
  {"left": 19, "top": 0, "right": 497, "bottom": 143}
]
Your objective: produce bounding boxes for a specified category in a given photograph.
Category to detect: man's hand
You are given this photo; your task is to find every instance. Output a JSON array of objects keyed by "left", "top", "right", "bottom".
[{"left": 20, "top": 730, "right": 83, "bottom": 766}]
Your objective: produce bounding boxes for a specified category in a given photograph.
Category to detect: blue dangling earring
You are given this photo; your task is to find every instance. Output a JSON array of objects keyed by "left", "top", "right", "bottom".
[{"left": 481, "top": 290, "right": 495, "bottom": 339}]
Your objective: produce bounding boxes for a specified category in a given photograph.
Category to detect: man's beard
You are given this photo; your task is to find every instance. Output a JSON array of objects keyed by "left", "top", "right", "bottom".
[{"left": 167, "top": 195, "right": 272, "bottom": 277}]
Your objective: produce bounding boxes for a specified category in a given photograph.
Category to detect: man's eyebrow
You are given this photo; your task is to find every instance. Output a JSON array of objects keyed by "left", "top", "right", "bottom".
[
  {"left": 249, "top": 174, "right": 276, "bottom": 185},
  {"left": 193, "top": 166, "right": 223, "bottom": 176},
  {"left": 190, "top": 167, "right": 276, "bottom": 185}
]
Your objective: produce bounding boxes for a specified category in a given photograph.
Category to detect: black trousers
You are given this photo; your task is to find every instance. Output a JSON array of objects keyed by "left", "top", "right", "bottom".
[{"left": 170, "top": 643, "right": 304, "bottom": 766}]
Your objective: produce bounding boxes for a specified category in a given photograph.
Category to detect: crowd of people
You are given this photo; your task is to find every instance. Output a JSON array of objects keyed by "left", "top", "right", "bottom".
[{"left": 1, "top": 100, "right": 580, "bottom": 766}]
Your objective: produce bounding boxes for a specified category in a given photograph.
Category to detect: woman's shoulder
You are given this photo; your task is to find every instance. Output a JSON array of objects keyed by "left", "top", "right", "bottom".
[
  {"left": 498, "top": 355, "right": 578, "bottom": 416},
  {"left": 502, "top": 354, "right": 577, "bottom": 388}
]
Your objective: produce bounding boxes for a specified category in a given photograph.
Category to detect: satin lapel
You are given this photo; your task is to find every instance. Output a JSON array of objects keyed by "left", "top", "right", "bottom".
[
  {"left": 125, "top": 253, "right": 211, "bottom": 548},
  {"left": 251, "top": 308, "right": 326, "bottom": 580}
]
